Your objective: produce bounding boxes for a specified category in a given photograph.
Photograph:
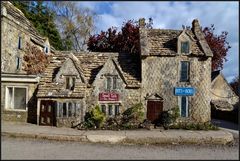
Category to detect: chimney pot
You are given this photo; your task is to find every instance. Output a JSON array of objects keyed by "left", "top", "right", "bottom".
[{"left": 139, "top": 18, "right": 145, "bottom": 28}]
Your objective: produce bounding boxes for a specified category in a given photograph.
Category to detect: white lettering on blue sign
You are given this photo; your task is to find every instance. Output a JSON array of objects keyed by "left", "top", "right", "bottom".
[{"left": 174, "top": 87, "right": 195, "bottom": 96}]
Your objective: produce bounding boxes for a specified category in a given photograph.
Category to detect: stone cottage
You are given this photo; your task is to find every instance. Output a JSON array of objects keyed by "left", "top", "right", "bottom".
[
  {"left": 1, "top": 2, "right": 215, "bottom": 127},
  {"left": 1, "top": 1, "right": 53, "bottom": 123},
  {"left": 36, "top": 18, "right": 213, "bottom": 127},
  {"left": 211, "top": 70, "right": 239, "bottom": 111}
]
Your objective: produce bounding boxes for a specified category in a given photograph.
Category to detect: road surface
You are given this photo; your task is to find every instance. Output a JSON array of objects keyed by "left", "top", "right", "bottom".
[{"left": 1, "top": 136, "right": 239, "bottom": 160}]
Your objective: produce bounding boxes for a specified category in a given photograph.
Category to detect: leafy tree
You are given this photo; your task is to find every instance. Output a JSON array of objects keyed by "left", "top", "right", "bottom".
[
  {"left": 49, "top": 1, "right": 96, "bottom": 51},
  {"left": 230, "top": 76, "right": 239, "bottom": 96},
  {"left": 203, "top": 25, "right": 231, "bottom": 71},
  {"left": 88, "top": 18, "right": 153, "bottom": 55},
  {"left": 11, "top": 1, "right": 64, "bottom": 50}
]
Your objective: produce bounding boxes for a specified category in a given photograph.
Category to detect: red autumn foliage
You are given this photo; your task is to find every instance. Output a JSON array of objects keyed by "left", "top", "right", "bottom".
[
  {"left": 88, "top": 19, "right": 230, "bottom": 72},
  {"left": 88, "top": 18, "right": 153, "bottom": 55},
  {"left": 203, "top": 25, "right": 231, "bottom": 71},
  {"left": 230, "top": 76, "right": 239, "bottom": 96},
  {"left": 23, "top": 42, "right": 49, "bottom": 74}
]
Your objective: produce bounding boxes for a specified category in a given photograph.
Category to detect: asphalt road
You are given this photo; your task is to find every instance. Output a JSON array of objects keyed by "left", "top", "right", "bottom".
[{"left": 1, "top": 136, "right": 239, "bottom": 160}]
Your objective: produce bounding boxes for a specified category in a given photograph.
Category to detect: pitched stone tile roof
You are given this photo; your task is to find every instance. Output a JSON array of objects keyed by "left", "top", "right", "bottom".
[
  {"left": 146, "top": 29, "right": 205, "bottom": 56},
  {"left": 37, "top": 52, "right": 141, "bottom": 98}
]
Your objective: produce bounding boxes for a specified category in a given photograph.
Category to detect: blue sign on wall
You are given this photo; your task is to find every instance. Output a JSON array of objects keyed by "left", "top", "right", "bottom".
[{"left": 174, "top": 87, "right": 195, "bottom": 96}]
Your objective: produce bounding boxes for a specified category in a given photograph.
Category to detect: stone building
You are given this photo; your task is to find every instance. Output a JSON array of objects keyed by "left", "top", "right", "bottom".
[
  {"left": 36, "top": 18, "right": 213, "bottom": 127},
  {"left": 1, "top": 2, "right": 215, "bottom": 127},
  {"left": 211, "top": 70, "right": 238, "bottom": 111},
  {"left": 1, "top": 1, "right": 53, "bottom": 123}
]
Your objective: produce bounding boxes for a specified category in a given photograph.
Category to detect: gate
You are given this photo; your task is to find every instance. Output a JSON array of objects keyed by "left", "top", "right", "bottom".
[{"left": 39, "top": 100, "right": 56, "bottom": 126}]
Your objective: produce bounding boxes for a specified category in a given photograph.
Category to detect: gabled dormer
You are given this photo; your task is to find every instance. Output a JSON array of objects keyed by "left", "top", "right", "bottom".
[
  {"left": 54, "top": 53, "right": 86, "bottom": 91},
  {"left": 177, "top": 29, "right": 193, "bottom": 55}
]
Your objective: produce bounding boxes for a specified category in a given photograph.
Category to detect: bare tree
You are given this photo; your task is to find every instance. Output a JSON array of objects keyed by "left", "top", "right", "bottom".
[{"left": 49, "top": 1, "right": 96, "bottom": 51}]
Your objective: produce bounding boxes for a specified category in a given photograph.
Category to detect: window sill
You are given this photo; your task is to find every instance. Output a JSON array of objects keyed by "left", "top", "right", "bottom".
[{"left": 4, "top": 109, "right": 27, "bottom": 112}]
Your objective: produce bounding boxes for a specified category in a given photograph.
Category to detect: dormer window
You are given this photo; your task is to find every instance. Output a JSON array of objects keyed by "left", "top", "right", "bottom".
[
  {"left": 66, "top": 76, "right": 75, "bottom": 90},
  {"left": 106, "top": 75, "right": 118, "bottom": 91},
  {"left": 44, "top": 45, "right": 49, "bottom": 54},
  {"left": 181, "top": 41, "right": 189, "bottom": 54}
]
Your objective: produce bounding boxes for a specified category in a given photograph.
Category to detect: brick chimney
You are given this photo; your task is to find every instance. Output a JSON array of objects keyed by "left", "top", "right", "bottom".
[{"left": 139, "top": 18, "right": 145, "bottom": 28}]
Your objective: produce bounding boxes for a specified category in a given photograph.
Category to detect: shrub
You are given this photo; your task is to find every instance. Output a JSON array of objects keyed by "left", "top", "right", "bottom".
[
  {"left": 84, "top": 105, "right": 106, "bottom": 129},
  {"left": 122, "top": 103, "right": 144, "bottom": 127},
  {"left": 161, "top": 106, "right": 180, "bottom": 129}
]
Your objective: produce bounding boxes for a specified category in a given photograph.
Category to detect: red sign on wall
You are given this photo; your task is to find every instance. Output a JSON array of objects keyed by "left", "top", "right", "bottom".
[{"left": 99, "top": 92, "right": 119, "bottom": 101}]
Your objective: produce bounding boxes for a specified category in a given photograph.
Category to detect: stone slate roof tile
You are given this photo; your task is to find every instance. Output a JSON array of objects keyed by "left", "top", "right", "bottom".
[
  {"left": 146, "top": 29, "right": 205, "bottom": 56},
  {"left": 37, "top": 52, "right": 141, "bottom": 97}
]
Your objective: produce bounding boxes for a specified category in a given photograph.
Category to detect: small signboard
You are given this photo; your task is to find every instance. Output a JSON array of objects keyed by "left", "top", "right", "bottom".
[
  {"left": 174, "top": 87, "right": 195, "bottom": 96},
  {"left": 99, "top": 92, "right": 119, "bottom": 101}
]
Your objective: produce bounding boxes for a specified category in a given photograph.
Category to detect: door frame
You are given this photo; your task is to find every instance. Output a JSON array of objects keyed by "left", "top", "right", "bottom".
[{"left": 39, "top": 100, "right": 56, "bottom": 126}]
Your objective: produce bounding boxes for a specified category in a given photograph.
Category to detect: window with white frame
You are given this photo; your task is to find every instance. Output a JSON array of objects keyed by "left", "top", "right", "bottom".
[
  {"left": 181, "top": 41, "right": 189, "bottom": 54},
  {"left": 44, "top": 45, "right": 49, "bottom": 54},
  {"left": 6, "top": 87, "right": 27, "bottom": 110},
  {"left": 57, "top": 102, "right": 79, "bottom": 118},
  {"left": 179, "top": 96, "right": 188, "bottom": 117},
  {"left": 106, "top": 76, "right": 118, "bottom": 91},
  {"left": 66, "top": 76, "right": 76, "bottom": 90},
  {"left": 101, "top": 104, "right": 120, "bottom": 116}
]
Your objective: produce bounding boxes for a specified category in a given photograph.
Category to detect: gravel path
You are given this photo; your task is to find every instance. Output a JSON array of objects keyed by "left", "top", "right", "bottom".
[{"left": 2, "top": 136, "right": 239, "bottom": 160}]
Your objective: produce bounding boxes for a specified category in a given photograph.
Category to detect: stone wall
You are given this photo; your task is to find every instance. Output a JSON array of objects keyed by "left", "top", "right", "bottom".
[
  {"left": 1, "top": 82, "right": 38, "bottom": 122},
  {"left": 141, "top": 55, "right": 212, "bottom": 123},
  {"left": 1, "top": 16, "right": 45, "bottom": 74},
  {"left": 86, "top": 57, "right": 141, "bottom": 114}
]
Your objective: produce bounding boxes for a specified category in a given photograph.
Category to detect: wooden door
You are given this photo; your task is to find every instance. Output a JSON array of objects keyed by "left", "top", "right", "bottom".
[
  {"left": 40, "top": 100, "right": 56, "bottom": 126},
  {"left": 147, "top": 100, "right": 163, "bottom": 123}
]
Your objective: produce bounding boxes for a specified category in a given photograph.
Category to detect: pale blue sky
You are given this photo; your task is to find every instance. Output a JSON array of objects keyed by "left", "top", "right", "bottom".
[{"left": 78, "top": 1, "right": 239, "bottom": 82}]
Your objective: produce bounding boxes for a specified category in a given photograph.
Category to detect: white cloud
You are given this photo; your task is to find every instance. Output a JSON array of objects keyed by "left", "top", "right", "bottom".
[{"left": 82, "top": 1, "right": 238, "bottom": 82}]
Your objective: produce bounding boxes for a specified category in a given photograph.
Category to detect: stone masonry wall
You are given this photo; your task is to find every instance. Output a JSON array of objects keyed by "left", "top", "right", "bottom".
[
  {"left": 86, "top": 58, "right": 141, "bottom": 114},
  {"left": 1, "top": 16, "right": 44, "bottom": 74},
  {"left": 141, "top": 55, "right": 212, "bottom": 123}
]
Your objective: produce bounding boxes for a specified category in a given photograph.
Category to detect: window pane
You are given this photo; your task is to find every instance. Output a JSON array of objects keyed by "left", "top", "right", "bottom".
[
  {"left": 115, "top": 105, "right": 119, "bottom": 115},
  {"left": 181, "top": 97, "right": 187, "bottom": 117},
  {"left": 181, "top": 42, "right": 189, "bottom": 53},
  {"left": 71, "top": 78, "right": 75, "bottom": 90},
  {"left": 113, "top": 77, "right": 117, "bottom": 89},
  {"left": 18, "top": 36, "right": 22, "bottom": 49},
  {"left": 101, "top": 105, "right": 106, "bottom": 114},
  {"left": 58, "top": 103, "right": 63, "bottom": 117},
  {"left": 180, "top": 62, "right": 189, "bottom": 82},
  {"left": 14, "top": 88, "right": 26, "bottom": 110},
  {"left": 107, "top": 77, "right": 111, "bottom": 90},
  {"left": 16, "top": 57, "right": 20, "bottom": 70},
  {"left": 7, "top": 87, "right": 13, "bottom": 109},
  {"left": 108, "top": 105, "right": 113, "bottom": 116},
  {"left": 66, "top": 77, "right": 70, "bottom": 89},
  {"left": 68, "top": 103, "right": 72, "bottom": 117},
  {"left": 63, "top": 103, "right": 67, "bottom": 117}
]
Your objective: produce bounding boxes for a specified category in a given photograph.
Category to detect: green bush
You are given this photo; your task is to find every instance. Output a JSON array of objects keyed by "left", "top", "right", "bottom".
[
  {"left": 122, "top": 103, "right": 144, "bottom": 126},
  {"left": 161, "top": 106, "right": 180, "bottom": 129},
  {"left": 84, "top": 105, "right": 106, "bottom": 129}
]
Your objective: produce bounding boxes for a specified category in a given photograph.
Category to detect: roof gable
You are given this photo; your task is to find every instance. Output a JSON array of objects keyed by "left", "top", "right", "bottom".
[{"left": 54, "top": 54, "right": 86, "bottom": 84}]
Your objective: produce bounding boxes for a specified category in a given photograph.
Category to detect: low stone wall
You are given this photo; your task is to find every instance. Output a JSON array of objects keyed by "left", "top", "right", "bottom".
[{"left": 2, "top": 110, "right": 27, "bottom": 122}]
